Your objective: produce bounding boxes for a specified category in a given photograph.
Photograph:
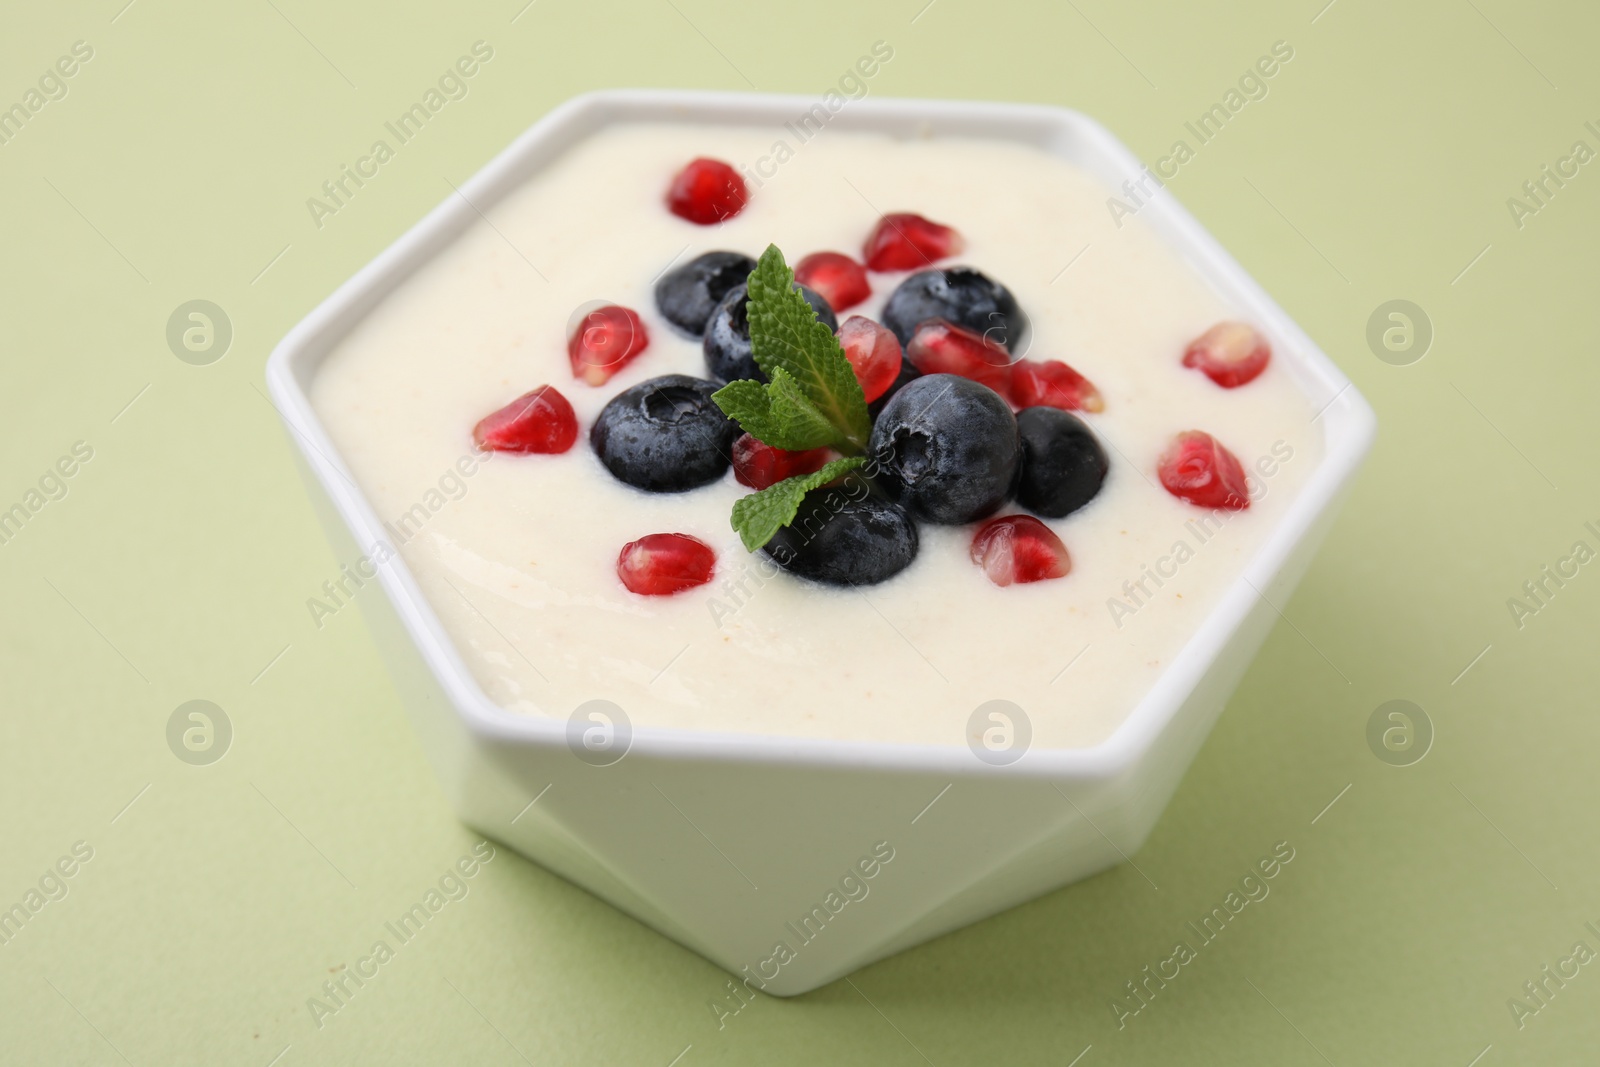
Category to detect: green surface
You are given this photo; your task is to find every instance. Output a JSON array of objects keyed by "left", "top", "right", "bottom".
[{"left": 2, "top": 0, "right": 1596, "bottom": 1063}]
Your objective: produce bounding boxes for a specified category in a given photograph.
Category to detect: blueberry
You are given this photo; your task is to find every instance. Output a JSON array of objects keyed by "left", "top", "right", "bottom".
[
  {"left": 703, "top": 282, "right": 837, "bottom": 382},
  {"left": 868, "top": 374, "right": 1019, "bottom": 525},
  {"left": 590, "top": 374, "right": 739, "bottom": 492},
  {"left": 880, "top": 268, "right": 1027, "bottom": 353},
  {"left": 1014, "top": 407, "right": 1109, "bottom": 518},
  {"left": 763, "top": 481, "right": 919, "bottom": 586},
  {"left": 654, "top": 251, "right": 756, "bottom": 337}
]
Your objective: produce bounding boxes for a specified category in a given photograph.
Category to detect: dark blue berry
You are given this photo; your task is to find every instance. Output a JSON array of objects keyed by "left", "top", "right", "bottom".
[
  {"left": 762, "top": 480, "right": 918, "bottom": 586},
  {"left": 1014, "top": 407, "right": 1109, "bottom": 518},
  {"left": 880, "top": 268, "right": 1027, "bottom": 353},
  {"left": 653, "top": 251, "right": 756, "bottom": 337},
  {"left": 703, "top": 282, "right": 837, "bottom": 382},
  {"left": 868, "top": 374, "right": 1019, "bottom": 525},
  {"left": 590, "top": 375, "right": 738, "bottom": 492}
]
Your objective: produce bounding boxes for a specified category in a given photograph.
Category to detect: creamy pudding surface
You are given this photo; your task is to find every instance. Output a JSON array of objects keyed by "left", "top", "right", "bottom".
[{"left": 312, "top": 122, "right": 1322, "bottom": 749}]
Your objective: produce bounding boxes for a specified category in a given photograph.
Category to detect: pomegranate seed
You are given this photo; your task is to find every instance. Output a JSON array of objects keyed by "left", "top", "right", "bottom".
[
  {"left": 1009, "top": 359, "right": 1105, "bottom": 413},
  {"left": 836, "top": 316, "right": 904, "bottom": 403},
  {"left": 617, "top": 533, "right": 716, "bottom": 596},
  {"left": 1182, "top": 321, "right": 1271, "bottom": 388},
  {"left": 795, "top": 251, "right": 871, "bottom": 311},
  {"left": 970, "top": 515, "right": 1071, "bottom": 586},
  {"left": 473, "top": 386, "right": 577, "bottom": 454},
  {"left": 1158, "top": 431, "right": 1251, "bottom": 510},
  {"left": 731, "top": 433, "right": 831, "bottom": 490},
  {"left": 665, "top": 157, "right": 748, "bottom": 225},
  {"left": 568, "top": 304, "right": 649, "bottom": 386},
  {"left": 905, "top": 318, "right": 1013, "bottom": 393},
  {"left": 862, "top": 213, "right": 964, "bottom": 272}
]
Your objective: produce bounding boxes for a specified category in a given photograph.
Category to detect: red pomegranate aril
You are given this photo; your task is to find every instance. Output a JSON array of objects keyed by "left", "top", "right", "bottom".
[
  {"left": 905, "top": 318, "right": 1013, "bottom": 393},
  {"left": 473, "top": 386, "right": 577, "bottom": 454},
  {"left": 795, "top": 251, "right": 871, "bottom": 311},
  {"left": 1158, "top": 431, "right": 1251, "bottom": 510},
  {"left": 836, "top": 316, "right": 904, "bottom": 403},
  {"left": 731, "top": 433, "right": 831, "bottom": 490},
  {"left": 568, "top": 304, "right": 650, "bottom": 386},
  {"left": 665, "top": 157, "right": 748, "bottom": 225},
  {"left": 970, "top": 515, "right": 1072, "bottom": 587},
  {"left": 1182, "top": 321, "right": 1271, "bottom": 388},
  {"left": 1009, "top": 358, "right": 1105, "bottom": 414},
  {"left": 617, "top": 533, "right": 716, "bottom": 596},
  {"left": 862, "top": 212, "right": 964, "bottom": 272}
]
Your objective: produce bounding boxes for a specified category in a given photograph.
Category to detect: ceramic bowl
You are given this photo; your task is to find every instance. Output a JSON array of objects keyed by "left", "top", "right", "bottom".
[{"left": 266, "top": 89, "right": 1374, "bottom": 996}]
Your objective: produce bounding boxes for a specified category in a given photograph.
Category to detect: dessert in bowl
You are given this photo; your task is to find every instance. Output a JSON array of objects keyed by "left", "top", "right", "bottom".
[
  {"left": 268, "top": 90, "right": 1373, "bottom": 994},
  {"left": 310, "top": 122, "right": 1320, "bottom": 749}
]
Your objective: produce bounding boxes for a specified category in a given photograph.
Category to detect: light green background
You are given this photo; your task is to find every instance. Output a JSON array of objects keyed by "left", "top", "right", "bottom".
[{"left": 2, "top": 0, "right": 1596, "bottom": 1063}]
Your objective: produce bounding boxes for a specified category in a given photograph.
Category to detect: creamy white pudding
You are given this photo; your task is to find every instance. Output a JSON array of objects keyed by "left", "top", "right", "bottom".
[{"left": 311, "top": 122, "right": 1321, "bottom": 749}]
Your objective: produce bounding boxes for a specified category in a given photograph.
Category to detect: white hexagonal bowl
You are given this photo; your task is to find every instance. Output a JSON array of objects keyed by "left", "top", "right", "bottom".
[{"left": 266, "top": 89, "right": 1374, "bottom": 996}]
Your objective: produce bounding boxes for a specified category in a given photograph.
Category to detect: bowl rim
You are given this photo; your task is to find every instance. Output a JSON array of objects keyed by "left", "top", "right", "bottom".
[{"left": 265, "top": 87, "right": 1376, "bottom": 781}]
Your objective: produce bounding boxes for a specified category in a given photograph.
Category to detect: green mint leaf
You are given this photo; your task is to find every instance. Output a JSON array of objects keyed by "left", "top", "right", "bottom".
[
  {"left": 765, "top": 368, "right": 846, "bottom": 448},
  {"left": 745, "top": 245, "right": 871, "bottom": 451},
  {"left": 711, "top": 369, "right": 840, "bottom": 451},
  {"left": 730, "top": 456, "right": 867, "bottom": 551},
  {"left": 710, "top": 379, "right": 784, "bottom": 443}
]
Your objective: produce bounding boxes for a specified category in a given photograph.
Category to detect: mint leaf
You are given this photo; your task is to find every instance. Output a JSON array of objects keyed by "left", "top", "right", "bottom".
[
  {"left": 711, "top": 368, "right": 843, "bottom": 451},
  {"left": 730, "top": 456, "right": 867, "bottom": 551},
  {"left": 766, "top": 369, "right": 845, "bottom": 447},
  {"left": 711, "top": 245, "right": 880, "bottom": 551},
  {"left": 745, "top": 245, "right": 871, "bottom": 451},
  {"left": 710, "top": 378, "right": 789, "bottom": 446}
]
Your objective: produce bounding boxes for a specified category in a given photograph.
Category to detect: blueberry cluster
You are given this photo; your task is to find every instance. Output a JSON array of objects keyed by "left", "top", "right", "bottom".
[{"left": 589, "top": 252, "right": 1109, "bottom": 587}]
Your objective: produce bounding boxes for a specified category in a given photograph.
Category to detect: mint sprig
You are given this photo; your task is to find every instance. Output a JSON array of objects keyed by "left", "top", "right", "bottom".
[
  {"left": 712, "top": 245, "right": 875, "bottom": 551},
  {"left": 715, "top": 245, "right": 872, "bottom": 451},
  {"left": 729, "top": 457, "right": 867, "bottom": 552},
  {"left": 712, "top": 368, "right": 842, "bottom": 451}
]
